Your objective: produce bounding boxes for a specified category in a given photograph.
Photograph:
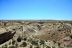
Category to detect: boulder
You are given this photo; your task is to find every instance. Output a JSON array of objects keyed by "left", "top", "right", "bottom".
[{"left": 0, "top": 31, "right": 16, "bottom": 44}]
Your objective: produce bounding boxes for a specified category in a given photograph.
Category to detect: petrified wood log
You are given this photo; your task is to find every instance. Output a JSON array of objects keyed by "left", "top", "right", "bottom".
[{"left": 0, "top": 31, "right": 16, "bottom": 44}]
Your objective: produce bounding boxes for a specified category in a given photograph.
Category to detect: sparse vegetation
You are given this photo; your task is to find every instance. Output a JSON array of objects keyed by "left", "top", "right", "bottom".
[
  {"left": 12, "top": 40, "right": 15, "bottom": 45},
  {"left": 8, "top": 45, "right": 15, "bottom": 48},
  {"left": 46, "top": 46, "right": 51, "bottom": 48},
  {"left": 30, "top": 45, "right": 32, "bottom": 48},
  {"left": 31, "top": 40, "right": 38, "bottom": 46},
  {"left": 9, "top": 41, "right": 11, "bottom": 45},
  {"left": 35, "top": 46, "right": 40, "bottom": 48},
  {"left": 39, "top": 40, "right": 45, "bottom": 45},
  {"left": 0, "top": 20, "right": 72, "bottom": 48},
  {"left": 20, "top": 42, "right": 27, "bottom": 47},
  {"left": 23, "top": 37, "right": 27, "bottom": 41},
  {"left": 17, "top": 36, "right": 22, "bottom": 42},
  {"left": 70, "top": 35, "right": 72, "bottom": 39},
  {"left": 2, "top": 44, "right": 7, "bottom": 48}
]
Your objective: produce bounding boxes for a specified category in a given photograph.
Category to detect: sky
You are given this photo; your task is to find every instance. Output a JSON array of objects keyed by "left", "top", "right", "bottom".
[{"left": 0, "top": 0, "right": 72, "bottom": 20}]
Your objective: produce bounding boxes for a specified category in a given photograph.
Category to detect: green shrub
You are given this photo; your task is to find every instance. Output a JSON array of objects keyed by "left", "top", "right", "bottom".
[
  {"left": 2, "top": 44, "right": 7, "bottom": 48},
  {"left": 30, "top": 45, "right": 32, "bottom": 48},
  {"left": 23, "top": 37, "right": 27, "bottom": 41},
  {"left": 12, "top": 40, "right": 15, "bottom": 45},
  {"left": 46, "top": 46, "right": 51, "bottom": 48},
  {"left": 35, "top": 46, "right": 40, "bottom": 48},
  {"left": 17, "top": 36, "right": 22, "bottom": 42},
  {"left": 9, "top": 41, "right": 11, "bottom": 45},
  {"left": 70, "top": 35, "right": 72, "bottom": 39},
  {"left": 8, "top": 46, "right": 15, "bottom": 48},
  {"left": 31, "top": 40, "right": 38, "bottom": 46},
  {"left": 39, "top": 40, "right": 45, "bottom": 45},
  {"left": 20, "top": 42, "right": 27, "bottom": 47}
]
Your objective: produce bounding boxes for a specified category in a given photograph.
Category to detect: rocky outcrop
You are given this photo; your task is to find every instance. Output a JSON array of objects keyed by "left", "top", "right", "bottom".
[{"left": 0, "top": 31, "right": 16, "bottom": 44}]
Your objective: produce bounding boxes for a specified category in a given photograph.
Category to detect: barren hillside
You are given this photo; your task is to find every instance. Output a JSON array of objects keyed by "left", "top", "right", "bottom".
[{"left": 0, "top": 20, "right": 72, "bottom": 48}]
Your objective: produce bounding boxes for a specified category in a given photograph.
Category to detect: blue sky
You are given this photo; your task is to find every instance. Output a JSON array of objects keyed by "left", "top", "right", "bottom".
[{"left": 0, "top": 0, "right": 72, "bottom": 20}]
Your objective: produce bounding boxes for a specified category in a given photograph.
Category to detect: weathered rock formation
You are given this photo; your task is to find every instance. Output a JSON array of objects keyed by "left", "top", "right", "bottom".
[{"left": 0, "top": 31, "right": 16, "bottom": 44}]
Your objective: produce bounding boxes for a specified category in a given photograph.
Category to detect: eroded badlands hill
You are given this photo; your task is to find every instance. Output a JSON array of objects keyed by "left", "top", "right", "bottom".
[{"left": 0, "top": 20, "right": 72, "bottom": 48}]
